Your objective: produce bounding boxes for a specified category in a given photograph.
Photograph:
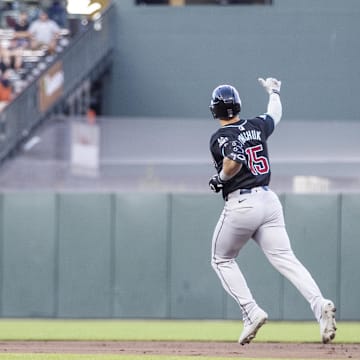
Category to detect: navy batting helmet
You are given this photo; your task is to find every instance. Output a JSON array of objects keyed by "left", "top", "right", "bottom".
[{"left": 209, "top": 84, "right": 242, "bottom": 120}]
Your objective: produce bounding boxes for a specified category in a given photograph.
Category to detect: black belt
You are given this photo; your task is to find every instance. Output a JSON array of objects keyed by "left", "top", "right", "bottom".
[
  {"left": 240, "top": 185, "right": 269, "bottom": 194},
  {"left": 225, "top": 186, "right": 269, "bottom": 201}
]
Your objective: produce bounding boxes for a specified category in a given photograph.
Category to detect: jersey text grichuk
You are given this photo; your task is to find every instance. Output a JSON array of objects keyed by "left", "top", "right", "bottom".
[{"left": 238, "top": 130, "right": 261, "bottom": 145}]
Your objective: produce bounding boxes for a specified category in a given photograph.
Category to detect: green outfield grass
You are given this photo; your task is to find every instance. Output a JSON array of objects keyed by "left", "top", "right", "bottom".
[
  {"left": 0, "top": 319, "right": 359, "bottom": 360},
  {"left": 0, "top": 319, "right": 359, "bottom": 343},
  {"left": 0, "top": 356, "right": 319, "bottom": 360}
]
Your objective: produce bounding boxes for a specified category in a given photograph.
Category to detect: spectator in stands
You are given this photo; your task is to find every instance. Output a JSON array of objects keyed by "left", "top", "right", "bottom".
[
  {"left": 0, "top": 45, "right": 11, "bottom": 72},
  {"left": 4, "top": 12, "right": 32, "bottom": 72},
  {"left": 29, "top": 9, "right": 60, "bottom": 55},
  {"left": 48, "top": 0, "right": 67, "bottom": 28},
  {"left": 13, "top": 11, "right": 31, "bottom": 49},
  {"left": 0, "top": 70, "right": 13, "bottom": 103},
  {"left": 0, "top": 44, "right": 22, "bottom": 72}
]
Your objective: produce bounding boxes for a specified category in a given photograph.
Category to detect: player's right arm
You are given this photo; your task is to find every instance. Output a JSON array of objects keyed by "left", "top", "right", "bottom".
[
  {"left": 209, "top": 132, "right": 245, "bottom": 193},
  {"left": 221, "top": 157, "right": 242, "bottom": 180},
  {"left": 209, "top": 157, "right": 242, "bottom": 193}
]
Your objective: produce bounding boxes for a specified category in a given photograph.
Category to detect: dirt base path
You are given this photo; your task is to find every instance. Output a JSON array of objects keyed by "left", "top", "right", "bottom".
[{"left": 0, "top": 341, "right": 359, "bottom": 358}]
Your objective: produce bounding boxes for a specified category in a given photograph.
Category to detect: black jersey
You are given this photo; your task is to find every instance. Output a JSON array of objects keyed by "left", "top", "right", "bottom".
[{"left": 209, "top": 114, "right": 275, "bottom": 199}]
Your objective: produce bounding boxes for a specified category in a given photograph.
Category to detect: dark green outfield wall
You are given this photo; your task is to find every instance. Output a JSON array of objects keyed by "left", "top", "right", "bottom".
[
  {"left": 0, "top": 192, "right": 359, "bottom": 320},
  {"left": 104, "top": 0, "right": 360, "bottom": 121}
]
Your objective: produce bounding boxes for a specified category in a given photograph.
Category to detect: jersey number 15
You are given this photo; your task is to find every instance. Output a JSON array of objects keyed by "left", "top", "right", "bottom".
[{"left": 245, "top": 144, "right": 270, "bottom": 176}]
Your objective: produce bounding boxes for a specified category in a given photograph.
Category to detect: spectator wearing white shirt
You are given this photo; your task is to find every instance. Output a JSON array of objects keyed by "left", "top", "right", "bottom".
[{"left": 29, "top": 10, "right": 60, "bottom": 54}]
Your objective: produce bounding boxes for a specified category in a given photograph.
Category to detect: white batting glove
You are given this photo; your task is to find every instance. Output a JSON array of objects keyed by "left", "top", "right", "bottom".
[{"left": 258, "top": 77, "right": 281, "bottom": 95}]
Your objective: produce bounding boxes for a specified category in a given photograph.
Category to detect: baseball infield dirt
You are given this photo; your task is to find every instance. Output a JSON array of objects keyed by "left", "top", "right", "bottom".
[{"left": 0, "top": 341, "right": 359, "bottom": 358}]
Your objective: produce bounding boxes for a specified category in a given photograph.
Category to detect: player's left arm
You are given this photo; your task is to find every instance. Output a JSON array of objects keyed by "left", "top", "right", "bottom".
[{"left": 258, "top": 77, "right": 282, "bottom": 126}]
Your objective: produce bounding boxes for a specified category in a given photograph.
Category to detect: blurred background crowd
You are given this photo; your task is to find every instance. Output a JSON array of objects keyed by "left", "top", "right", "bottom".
[{"left": 0, "top": 0, "right": 70, "bottom": 110}]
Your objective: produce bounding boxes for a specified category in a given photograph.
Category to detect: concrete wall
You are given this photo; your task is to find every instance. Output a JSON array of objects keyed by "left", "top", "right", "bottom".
[
  {"left": 0, "top": 191, "right": 359, "bottom": 320},
  {"left": 104, "top": 0, "right": 360, "bottom": 121}
]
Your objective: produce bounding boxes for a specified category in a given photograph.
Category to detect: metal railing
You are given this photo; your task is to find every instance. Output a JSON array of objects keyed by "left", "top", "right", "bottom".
[{"left": 0, "top": 3, "right": 115, "bottom": 162}]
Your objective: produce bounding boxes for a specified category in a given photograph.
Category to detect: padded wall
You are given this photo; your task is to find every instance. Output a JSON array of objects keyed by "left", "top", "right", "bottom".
[
  {"left": 113, "top": 193, "right": 169, "bottom": 318},
  {"left": 1, "top": 193, "right": 56, "bottom": 317},
  {"left": 170, "top": 194, "right": 224, "bottom": 319},
  {"left": 282, "top": 195, "right": 339, "bottom": 320},
  {"left": 0, "top": 192, "right": 358, "bottom": 320},
  {"left": 57, "top": 193, "right": 113, "bottom": 317}
]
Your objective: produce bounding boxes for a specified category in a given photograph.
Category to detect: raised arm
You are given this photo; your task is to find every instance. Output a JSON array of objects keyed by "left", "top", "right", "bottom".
[{"left": 258, "top": 77, "right": 282, "bottom": 126}]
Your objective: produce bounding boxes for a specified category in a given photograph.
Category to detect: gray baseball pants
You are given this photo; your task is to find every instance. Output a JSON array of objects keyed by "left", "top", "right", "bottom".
[{"left": 211, "top": 186, "right": 325, "bottom": 323}]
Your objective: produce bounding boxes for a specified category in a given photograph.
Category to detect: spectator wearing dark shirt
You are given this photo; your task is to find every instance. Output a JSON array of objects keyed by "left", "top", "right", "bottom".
[
  {"left": 12, "top": 11, "right": 31, "bottom": 49},
  {"left": 48, "top": 0, "right": 67, "bottom": 28}
]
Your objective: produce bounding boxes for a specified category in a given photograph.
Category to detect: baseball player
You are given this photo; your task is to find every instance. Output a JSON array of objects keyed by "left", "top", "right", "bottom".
[{"left": 208, "top": 78, "right": 337, "bottom": 345}]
